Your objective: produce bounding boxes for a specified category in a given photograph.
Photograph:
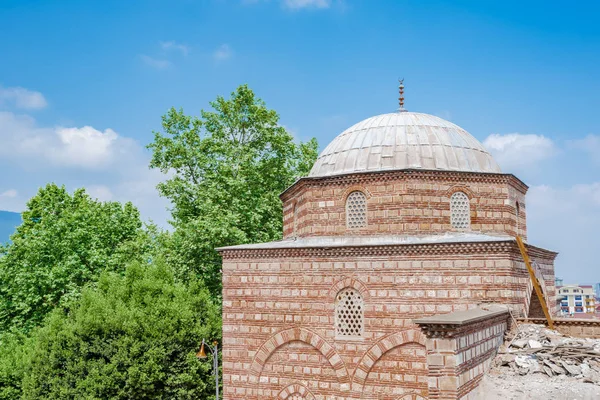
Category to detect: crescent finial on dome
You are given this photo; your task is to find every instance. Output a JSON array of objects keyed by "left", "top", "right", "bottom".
[{"left": 398, "top": 78, "right": 406, "bottom": 112}]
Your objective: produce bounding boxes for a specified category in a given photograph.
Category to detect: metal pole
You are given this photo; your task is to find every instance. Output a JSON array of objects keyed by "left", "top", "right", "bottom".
[{"left": 214, "top": 342, "right": 219, "bottom": 400}]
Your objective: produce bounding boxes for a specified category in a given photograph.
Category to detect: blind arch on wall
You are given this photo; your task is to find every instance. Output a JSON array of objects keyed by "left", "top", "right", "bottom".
[
  {"left": 450, "top": 191, "right": 470, "bottom": 229},
  {"left": 335, "top": 287, "right": 364, "bottom": 337},
  {"left": 346, "top": 191, "right": 367, "bottom": 229}
]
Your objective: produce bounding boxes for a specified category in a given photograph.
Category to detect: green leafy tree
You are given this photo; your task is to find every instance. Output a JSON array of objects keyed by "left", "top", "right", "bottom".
[
  {"left": 21, "top": 261, "right": 221, "bottom": 400},
  {"left": 0, "top": 331, "right": 28, "bottom": 400},
  {"left": 148, "top": 84, "right": 318, "bottom": 295},
  {"left": 0, "top": 184, "right": 154, "bottom": 333}
]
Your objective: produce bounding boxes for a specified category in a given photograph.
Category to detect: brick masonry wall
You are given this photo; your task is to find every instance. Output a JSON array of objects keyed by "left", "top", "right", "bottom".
[
  {"left": 220, "top": 242, "right": 555, "bottom": 399},
  {"left": 418, "top": 314, "right": 509, "bottom": 400},
  {"left": 281, "top": 170, "right": 528, "bottom": 240}
]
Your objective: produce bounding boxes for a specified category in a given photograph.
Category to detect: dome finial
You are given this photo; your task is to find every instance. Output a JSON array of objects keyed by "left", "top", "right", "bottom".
[{"left": 398, "top": 78, "right": 406, "bottom": 112}]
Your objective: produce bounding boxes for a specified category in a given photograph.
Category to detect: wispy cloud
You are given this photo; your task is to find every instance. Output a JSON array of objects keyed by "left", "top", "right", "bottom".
[
  {"left": 213, "top": 44, "right": 233, "bottom": 61},
  {"left": 140, "top": 55, "right": 171, "bottom": 70},
  {"left": 0, "top": 86, "right": 47, "bottom": 110},
  {"left": 159, "top": 41, "right": 190, "bottom": 56},
  {"left": 243, "top": 0, "right": 334, "bottom": 10},
  {"left": 483, "top": 133, "right": 556, "bottom": 173},
  {"left": 569, "top": 134, "right": 600, "bottom": 164},
  {"left": 528, "top": 182, "right": 600, "bottom": 282},
  {"left": 0, "top": 189, "right": 21, "bottom": 213},
  {"left": 283, "top": 0, "right": 331, "bottom": 10},
  {"left": 0, "top": 189, "right": 17, "bottom": 199}
]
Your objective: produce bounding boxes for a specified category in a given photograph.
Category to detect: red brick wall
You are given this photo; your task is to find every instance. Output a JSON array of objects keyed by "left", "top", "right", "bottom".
[
  {"left": 220, "top": 242, "right": 555, "bottom": 399},
  {"left": 281, "top": 170, "right": 528, "bottom": 240}
]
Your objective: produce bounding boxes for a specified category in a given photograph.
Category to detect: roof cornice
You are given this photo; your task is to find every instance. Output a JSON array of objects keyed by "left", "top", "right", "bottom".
[
  {"left": 280, "top": 169, "right": 528, "bottom": 200},
  {"left": 220, "top": 240, "right": 557, "bottom": 261}
]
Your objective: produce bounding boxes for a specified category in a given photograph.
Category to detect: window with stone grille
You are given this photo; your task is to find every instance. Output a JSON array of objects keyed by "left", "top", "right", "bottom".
[
  {"left": 335, "top": 288, "right": 364, "bottom": 337},
  {"left": 288, "top": 394, "right": 304, "bottom": 400},
  {"left": 450, "top": 191, "right": 470, "bottom": 229},
  {"left": 346, "top": 191, "right": 367, "bottom": 229}
]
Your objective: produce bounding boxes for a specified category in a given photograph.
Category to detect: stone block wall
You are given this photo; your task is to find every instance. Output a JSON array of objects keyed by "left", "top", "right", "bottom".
[
  {"left": 281, "top": 170, "right": 527, "bottom": 240},
  {"left": 416, "top": 311, "right": 509, "bottom": 400}
]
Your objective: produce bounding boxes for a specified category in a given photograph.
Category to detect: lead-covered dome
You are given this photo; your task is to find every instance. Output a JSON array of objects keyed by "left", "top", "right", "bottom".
[{"left": 309, "top": 111, "right": 501, "bottom": 177}]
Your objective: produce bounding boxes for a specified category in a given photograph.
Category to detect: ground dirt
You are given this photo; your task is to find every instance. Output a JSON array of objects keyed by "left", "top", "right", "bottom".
[{"left": 475, "top": 369, "right": 600, "bottom": 399}]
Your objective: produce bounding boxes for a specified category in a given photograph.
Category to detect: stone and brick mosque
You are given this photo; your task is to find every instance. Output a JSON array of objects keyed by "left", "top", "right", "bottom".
[{"left": 218, "top": 85, "right": 557, "bottom": 399}]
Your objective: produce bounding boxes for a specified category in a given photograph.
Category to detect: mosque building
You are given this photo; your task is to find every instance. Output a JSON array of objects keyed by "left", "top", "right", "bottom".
[{"left": 218, "top": 84, "right": 557, "bottom": 399}]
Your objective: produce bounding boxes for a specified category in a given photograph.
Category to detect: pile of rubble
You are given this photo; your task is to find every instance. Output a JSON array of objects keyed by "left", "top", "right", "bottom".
[{"left": 494, "top": 324, "right": 600, "bottom": 384}]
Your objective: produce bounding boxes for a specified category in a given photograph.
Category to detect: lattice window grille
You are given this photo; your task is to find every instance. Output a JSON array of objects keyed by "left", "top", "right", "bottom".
[
  {"left": 346, "top": 191, "right": 367, "bottom": 229},
  {"left": 335, "top": 288, "right": 364, "bottom": 337},
  {"left": 450, "top": 191, "right": 470, "bottom": 229},
  {"left": 289, "top": 394, "right": 304, "bottom": 400}
]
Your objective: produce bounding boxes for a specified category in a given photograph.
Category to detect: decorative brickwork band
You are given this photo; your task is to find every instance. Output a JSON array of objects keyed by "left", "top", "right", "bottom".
[
  {"left": 341, "top": 185, "right": 372, "bottom": 200},
  {"left": 444, "top": 185, "right": 475, "bottom": 199},
  {"left": 280, "top": 169, "right": 529, "bottom": 201},
  {"left": 220, "top": 241, "right": 557, "bottom": 261},
  {"left": 248, "top": 327, "right": 351, "bottom": 389},
  {"left": 329, "top": 276, "right": 371, "bottom": 301},
  {"left": 277, "top": 383, "right": 316, "bottom": 399}
]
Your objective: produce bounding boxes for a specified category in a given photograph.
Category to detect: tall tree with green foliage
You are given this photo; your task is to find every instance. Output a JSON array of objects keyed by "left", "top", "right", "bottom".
[
  {"left": 148, "top": 84, "right": 318, "bottom": 295},
  {"left": 20, "top": 261, "right": 221, "bottom": 400},
  {"left": 0, "top": 184, "right": 155, "bottom": 333}
]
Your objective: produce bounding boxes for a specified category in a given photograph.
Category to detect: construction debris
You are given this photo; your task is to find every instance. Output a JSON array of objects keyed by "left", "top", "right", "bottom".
[{"left": 493, "top": 324, "right": 600, "bottom": 385}]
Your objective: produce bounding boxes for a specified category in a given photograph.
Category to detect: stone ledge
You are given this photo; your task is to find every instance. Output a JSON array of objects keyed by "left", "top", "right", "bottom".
[{"left": 414, "top": 308, "right": 509, "bottom": 326}]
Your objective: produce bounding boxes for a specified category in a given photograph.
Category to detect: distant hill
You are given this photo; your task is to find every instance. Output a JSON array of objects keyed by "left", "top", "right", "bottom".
[{"left": 0, "top": 211, "right": 22, "bottom": 244}]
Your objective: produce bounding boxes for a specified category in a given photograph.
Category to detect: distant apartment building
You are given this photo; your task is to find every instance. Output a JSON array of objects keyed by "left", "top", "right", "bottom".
[{"left": 557, "top": 284, "right": 596, "bottom": 315}]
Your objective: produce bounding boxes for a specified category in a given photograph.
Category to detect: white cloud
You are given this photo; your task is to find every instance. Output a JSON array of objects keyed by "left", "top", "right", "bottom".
[
  {"left": 0, "top": 86, "right": 47, "bottom": 109},
  {"left": 159, "top": 41, "right": 190, "bottom": 56},
  {"left": 527, "top": 183, "right": 600, "bottom": 282},
  {"left": 0, "top": 110, "right": 171, "bottom": 225},
  {"left": 483, "top": 133, "right": 556, "bottom": 172},
  {"left": 213, "top": 44, "right": 233, "bottom": 61},
  {"left": 0, "top": 112, "right": 138, "bottom": 169},
  {"left": 435, "top": 110, "right": 452, "bottom": 121},
  {"left": 0, "top": 189, "right": 17, "bottom": 198},
  {"left": 140, "top": 55, "right": 171, "bottom": 70},
  {"left": 283, "top": 0, "right": 331, "bottom": 9},
  {"left": 0, "top": 189, "right": 24, "bottom": 212},
  {"left": 569, "top": 134, "right": 600, "bottom": 163},
  {"left": 86, "top": 185, "right": 114, "bottom": 202}
]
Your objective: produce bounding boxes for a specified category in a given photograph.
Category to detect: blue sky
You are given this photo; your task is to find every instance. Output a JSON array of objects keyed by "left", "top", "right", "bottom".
[{"left": 1, "top": 0, "right": 600, "bottom": 282}]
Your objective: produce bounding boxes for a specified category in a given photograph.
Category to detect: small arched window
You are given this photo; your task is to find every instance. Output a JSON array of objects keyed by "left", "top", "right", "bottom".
[
  {"left": 335, "top": 288, "right": 364, "bottom": 337},
  {"left": 450, "top": 191, "right": 470, "bottom": 229},
  {"left": 346, "top": 191, "right": 367, "bottom": 229}
]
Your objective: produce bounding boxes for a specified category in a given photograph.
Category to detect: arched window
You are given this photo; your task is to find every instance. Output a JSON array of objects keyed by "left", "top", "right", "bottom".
[
  {"left": 346, "top": 191, "right": 367, "bottom": 229},
  {"left": 335, "top": 288, "right": 364, "bottom": 337},
  {"left": 450, "top": 191, "right": 470, "bottom": 229}
]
